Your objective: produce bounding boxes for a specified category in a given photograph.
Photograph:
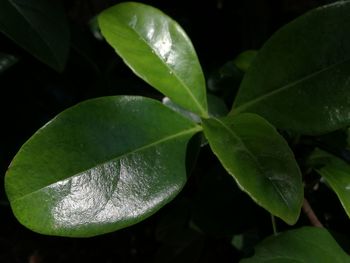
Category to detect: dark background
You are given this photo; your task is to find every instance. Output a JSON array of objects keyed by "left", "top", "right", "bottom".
[{"left": 1, "top": 0, "right": 348, "bottom": 262}]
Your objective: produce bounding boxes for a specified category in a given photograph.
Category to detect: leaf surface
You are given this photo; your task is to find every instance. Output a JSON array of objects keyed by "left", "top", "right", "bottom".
[
  {"left": 98, "top": 2, "right": 208, "bottom": 117},
  {"left": 309, "top": 148, "right": 350, "bottom": 219},
  {"left": 241, "top": 227, "right": 350, "bottom": 263},
  {"left": 202, "top": 113, "right": 303, "bottom": 224},
  {"left": 5, "top": 96, "right": 201, "bottom": 237},
  {"left": 233, "top": 2, "right": 350, "bottom": 134},
  {"left": 0, "top": 0, "right": 69, "bottom": 71}
]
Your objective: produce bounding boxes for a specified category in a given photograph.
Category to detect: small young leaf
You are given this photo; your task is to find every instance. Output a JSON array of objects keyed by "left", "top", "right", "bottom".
[
  {"left": 0, "top": 0, "right": 70, "bottom": 71},
  {"left": 309, "top": 148, "right": 350, "bottom": 219},
  {"left": 98, "top": 2, "right": 208, "bottom": 117},
  {"left": 233, "top": 1, "right": 350, "bottom": 135},
  {"left": 241, "top": 227, "right": 350, "bottom": 262},
  {"left": 207, "top": 60, "right": 243, "bottom": 93},
  {"left": 202, "top": 114, "right": 303, "bottom": 224},
  {"left": 0, "top": 52, "right": 18, "bottom": 73},
  {"left": 233, "top": 50, "right": 257, "bottom": 72},
  {"left": 5, "top": 96, "right": 201, "bottom": 237},
  {"left": 207, "top": 94, "right": 229, "bottom": 118}
]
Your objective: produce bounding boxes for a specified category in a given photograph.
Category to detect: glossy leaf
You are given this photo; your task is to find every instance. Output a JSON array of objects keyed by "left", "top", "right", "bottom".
[
  {"left": 163, "top": 97, "right": 201, "bottom": 123},
  {"left": 241, "top": 227, "right": 350, "bottom": 262},
  {"left": 233, "top": 1, "right": 350, "bottom": 135},
  {"left": 309, "top": 148, "right": 350, "bottom": 219},
  {"left": 202, "top": 114, "right": 303, "bottom": 224},
  {"left": 0, "top": 0, "right": 69, "bottom": 71},
  {"left": 163, "top": 94, "right": 228, "bottom": 123},
  {"left": 98, "top": 2, "right": 208, "bottom": 117},
  {"left": 5, "top": 96, "right": 201, "bottom": 237},
  {"left": 0, "top": 52, "right": 18, "bottom": 73}
]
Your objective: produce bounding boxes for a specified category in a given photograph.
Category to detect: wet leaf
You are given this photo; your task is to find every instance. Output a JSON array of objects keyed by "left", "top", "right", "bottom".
[
  {"left": 5, "top": 96, "right": 201, "bottom": 237},
  {"left": 98, "top": 2, "right": 208, "bottom": 117}
]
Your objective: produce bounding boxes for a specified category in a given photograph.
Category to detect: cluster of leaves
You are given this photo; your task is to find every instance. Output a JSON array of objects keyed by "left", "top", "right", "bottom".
[{"left": 2, "top": 0, "right": 350, "bottom": 261}]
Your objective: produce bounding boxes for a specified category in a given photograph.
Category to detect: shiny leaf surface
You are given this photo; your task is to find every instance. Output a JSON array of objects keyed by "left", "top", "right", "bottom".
[
  {"left": 163, "top": 94, "right": 228, "bottom": 123},
  {"left": 0, "top": 0, "right": 69, "bottom": 71},
  {"left": 98, "top": 2, "right": 208, "bottom": 117},
  {"left": 5, "top": 96, "right": 201, "bottom": 237},
  {"left": 309, "top": 148, "right": 350, "bottom": 219},
  {"left": 202, "top": 114, "right": 303, "bottom": 224},
  {"left": 162, "top": 97, "right": 200, "bottom": 123},
  {"left": 233, "top": 2, "right": 350, "bottom": 135},
  {"left": 241, "top": 227, "right": 350, "bottom": 262}
]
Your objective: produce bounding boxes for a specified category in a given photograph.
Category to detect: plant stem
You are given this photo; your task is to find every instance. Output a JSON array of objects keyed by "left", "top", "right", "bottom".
[
  {"left": 271, "top": 214, "right": 278, "bottom": 235},
  {"left": 302, "top": 198, "right": 323, "bottom": 227}
]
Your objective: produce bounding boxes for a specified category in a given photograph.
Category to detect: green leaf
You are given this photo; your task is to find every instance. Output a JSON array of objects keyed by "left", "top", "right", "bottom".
[
  {"left": 0, "top": 0, "right": 70, "bottom": 71},
  {"left": 163, "top": 97, "right": 201, "bottom": 123},
  {"left": 202, "top": 114, "right": 303, "bottom": 224},
  {"left": 98, "top": 2, "right": 208, "bottom": 117},
  {"left": 233, "top": 50, "right": 258, "bottom": 72},
  {"left": 163, "top": 94, "right": 228, "bottom": 123},
  {"left": 309, "top": 148, "right": 350, "bottom": 219},
  {"left": 192, "top": 163, "right": 258, "bottom": 236},
  {"left": 207, "top": 94, "right": 229, "bottom": 118},
  {"left": 207, "top": 60, "right": 243, "bottom": 93},
  {"left": 5, "top": 96, "right": 201, "bottom": 237},
  {"left": 232, "top": 1, "right": 350, "bottom": 135},
  {"left": 241, "top": 227, "right": 350, "bottom": 262},
  {"left": 0, "top": 52, "right": 18, "bottom": 73}
]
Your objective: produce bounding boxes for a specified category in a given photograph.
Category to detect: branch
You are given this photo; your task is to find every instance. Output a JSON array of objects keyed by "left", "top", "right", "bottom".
[{"left": 302, "top": 198, "right": 323, "bottom": 227}]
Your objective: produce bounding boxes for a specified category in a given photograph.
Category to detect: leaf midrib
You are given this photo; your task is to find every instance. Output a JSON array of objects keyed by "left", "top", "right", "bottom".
[
  {"left": 103, "top": 12, "right": 208, "bottom": 117},
  {"left": 234, "top": 57, "right": 350, "bottom": 113},
  {"left": 12, "top": 125, "right": 202, "bottom": 202},
  {"left": 212, "top": 118, "right": 291, "bottom": 210}
]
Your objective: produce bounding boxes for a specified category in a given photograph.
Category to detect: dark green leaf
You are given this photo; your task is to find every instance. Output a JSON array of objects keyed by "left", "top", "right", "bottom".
[
  {"left": 207, "top": 61, "right": 243, "bottom": 93},
  {"left": 241, "top": 227, "right": 350, "bottom": 262},
  {"left": 202, "top": 114, "right": 303, "bottom": 224},
  {"left": 207, "top": 94, "right": 229, "bottom": 118},
  {"left": 309, "top": 148, "right": 350, "bottom": 219},
  {"left": 89, "top": 16, "right": 103, "bottom": 41},
  {"left": 207, "top": 60, "right": 243, "bottom": 107},
  {"left": 233, "top": 2, "right": 350, "bottom": 135},
  {"left": 154, "top": 198, "right": 204, "bottom": 263},
  {"left": 0, "top": 52, "right": 18, "bottom": 73},
  {"left": 192, "top": 163, "right": 258, "bottom": 236},
  {"left": 0, "top": 0, "right": 69, "bottom": 71},
  {"left": 98, "top": 2, "right": 208, "bottom": 117},
  {"left": 233, "top": 50, "right": 257, "bottom": 72},
  {"left": 5, "top": 96, "right": 201, "bottom": 237}
]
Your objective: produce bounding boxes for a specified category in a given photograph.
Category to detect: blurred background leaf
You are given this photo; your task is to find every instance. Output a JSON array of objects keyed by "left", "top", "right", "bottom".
[{"left": 0, "top": 0, "right": 70, "bottom": 71}]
